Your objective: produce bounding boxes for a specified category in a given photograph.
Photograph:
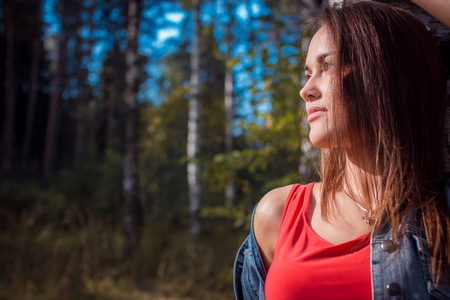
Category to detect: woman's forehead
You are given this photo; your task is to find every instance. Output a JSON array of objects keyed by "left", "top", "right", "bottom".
[{"left": 305, "top": 28, "right": 335, "bottom": 67}]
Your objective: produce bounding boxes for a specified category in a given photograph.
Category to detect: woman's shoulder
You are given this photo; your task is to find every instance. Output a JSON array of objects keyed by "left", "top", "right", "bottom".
[
  {"left": 253, "top": 185, "right": 293, "bottom": 268},
  {"left": 254, "top": 185, "right": 294, "bottom": 229},
  {"left": 254, "top": 183, "right": 313, "bottom": 228},
  {"left": 253, "top": 184, "right": 309, "bottom": 269}
]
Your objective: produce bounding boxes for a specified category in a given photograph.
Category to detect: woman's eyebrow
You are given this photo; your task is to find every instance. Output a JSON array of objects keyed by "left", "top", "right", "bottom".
[
  {"left": 317, "top": 52, "right": 334, "bottom": 62},
  {"left": 304, "top": 52, "right": 335, "bottom": 71}
]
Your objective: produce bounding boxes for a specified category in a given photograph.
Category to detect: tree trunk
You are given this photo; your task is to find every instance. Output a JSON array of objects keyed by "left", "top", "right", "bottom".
[
  {"left": 105, "top": 75, "right": 117, "bottom": 154},
  {"left": 21, "top": 0, "right": 42, "bottom": 171},
  {"left": 224, "top": 0, "right": 235, "bottom": 207},
  {"left": 187, "top": 0, "right": 202, "bottom": 239},
  {"left": 123, "top": 0, "right": 143, "bottom": 257},
  {"left": 300, "top": 0, "right": 322, "bottom": 18},
  {"left": 105, "top": 43, "right": 125, "bottom": 155},
  {"left": 3, "top": 0, "right": 16, "bottom": 171},
  {"left": 74, "top": 0, "right": 96, "bottom": 159},
  {"left": 42, "top": 34, "right": 67, "bottom": 187},
  {"left": 224, "top": 66, "right": 235, "bottom": 206}
]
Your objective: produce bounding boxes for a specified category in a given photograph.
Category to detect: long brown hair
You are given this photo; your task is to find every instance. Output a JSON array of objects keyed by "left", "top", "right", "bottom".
[{"left": 314, "top": 2, "right": 449, "bottom": 283}]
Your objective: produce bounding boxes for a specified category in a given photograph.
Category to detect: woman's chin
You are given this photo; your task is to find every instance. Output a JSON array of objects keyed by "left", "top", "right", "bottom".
[{"left": 309, "top": 132, "right": 332, "bottom": 149}]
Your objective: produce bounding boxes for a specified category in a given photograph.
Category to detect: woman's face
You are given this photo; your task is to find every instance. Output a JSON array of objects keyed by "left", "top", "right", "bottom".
[{"left": 300, "top": 27, "right": 339, "bottom": 149}]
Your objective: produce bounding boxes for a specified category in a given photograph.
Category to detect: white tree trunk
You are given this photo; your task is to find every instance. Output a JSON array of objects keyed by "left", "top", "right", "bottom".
[
  {"left": 188, "top": 0, "right": 202, "bottom": 238},
  {"left": 224, "top": 59, "right": 235, "bottom": 207},
  {"left": 123, "top": 0, "right": 143, "bottom": 256},
  {"left": 224, "top": 0, "right": 235, "bottom": 207}
]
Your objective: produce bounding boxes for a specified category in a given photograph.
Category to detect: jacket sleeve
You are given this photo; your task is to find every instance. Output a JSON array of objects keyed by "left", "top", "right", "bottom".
[{"left": 233, "top": 204, "right": 267, "bottom": 300}]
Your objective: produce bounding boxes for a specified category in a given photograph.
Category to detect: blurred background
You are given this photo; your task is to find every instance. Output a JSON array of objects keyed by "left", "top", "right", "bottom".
[{"left": 0, "top": 0, "right": 322, "bottom": 298}]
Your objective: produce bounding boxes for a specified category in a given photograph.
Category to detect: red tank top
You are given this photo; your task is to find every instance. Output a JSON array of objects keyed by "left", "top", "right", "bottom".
[{"left": 265, "top": 184, "right": 372, "bottom": 300}]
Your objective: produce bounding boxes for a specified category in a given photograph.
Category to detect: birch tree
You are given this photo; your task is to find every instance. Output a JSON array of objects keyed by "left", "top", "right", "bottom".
[
  {"left": 224, "top": 0, "right": 235, "bottom": 207},
  {"left": 187, "top": 0, "right": 202, "bottom": 238},
  {"left": 123, "top": 0, "right": 143, "bottom": 256}
]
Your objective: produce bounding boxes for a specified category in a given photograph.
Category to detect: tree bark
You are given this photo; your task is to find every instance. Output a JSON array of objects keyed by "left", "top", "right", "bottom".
[
  {"left": 42, "top": 33, "right": 67, "bottom": 187},
  {"left": 123, "top": 0, "right": 143, "bottom": 257},
  {"left": 104, "top": 2, "right": 126, "bottom": 156},
  {"left": 300, "top": 0, "right": 323, "bottom": 18},
  {"left": 74, "top": 0, "right": 96, "bottom": 159},
  {"left": 224, "top": 0, "right": 235, "bottom": 207},
  {"left": 3, "top": 0, "right": 16, "bottom": 171},
  {"left": 42, "top": 0, "right": 68, "bottom": 186},
  {"left": 187, "top": 0, "right": 202, "bottom": 239},
  {"left": 21, "top": 0, "right": 42, "bottom": 170}
]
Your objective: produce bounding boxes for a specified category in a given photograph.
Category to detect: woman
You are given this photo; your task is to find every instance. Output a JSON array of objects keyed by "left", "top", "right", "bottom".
[{"left": 234, "top": 2, "right": 450, "bottom": 299}]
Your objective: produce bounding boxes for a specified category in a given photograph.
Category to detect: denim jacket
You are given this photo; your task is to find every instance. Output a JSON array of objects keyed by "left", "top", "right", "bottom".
[{"left": 234, "top": 188, "right": 450, "bottom": 300}]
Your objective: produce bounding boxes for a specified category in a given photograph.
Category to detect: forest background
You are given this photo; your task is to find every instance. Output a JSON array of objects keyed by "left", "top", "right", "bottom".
[{"left": 0, "top": 0, "right": 323, "bottom": 299}]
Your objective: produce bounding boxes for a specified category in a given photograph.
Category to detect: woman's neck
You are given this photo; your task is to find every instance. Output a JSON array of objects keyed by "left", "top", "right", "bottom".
[{"left": 343, "top": 150, "right": 381, "bottom": 211}]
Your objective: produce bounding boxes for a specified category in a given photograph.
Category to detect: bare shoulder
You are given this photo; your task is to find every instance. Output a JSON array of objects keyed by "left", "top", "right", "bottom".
[
  {"left": 254, "top": 184, "right": 294, "bottom": 270},
  {"left": 254, "top": 185, "right": 293, "bottom": 231}
]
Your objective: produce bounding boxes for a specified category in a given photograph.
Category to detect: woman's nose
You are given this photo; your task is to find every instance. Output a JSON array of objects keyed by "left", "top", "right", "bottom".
[{"left": 299, "top": 78, "right": 321, "bottom": 102}]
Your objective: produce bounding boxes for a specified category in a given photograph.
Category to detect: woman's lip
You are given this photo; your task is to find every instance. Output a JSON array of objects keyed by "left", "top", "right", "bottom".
[{"left": 307, "top": 106, "right": 326, "bottom": 122}]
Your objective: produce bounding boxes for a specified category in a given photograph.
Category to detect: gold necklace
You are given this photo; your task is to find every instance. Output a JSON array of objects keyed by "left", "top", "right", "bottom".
[{"left": 353, "top": 201, "right": 375, "bottom": 226}]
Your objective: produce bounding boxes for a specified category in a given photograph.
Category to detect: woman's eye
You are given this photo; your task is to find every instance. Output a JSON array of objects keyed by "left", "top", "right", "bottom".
[
  {"left": 323, "top": 62, "right": 334, "bottom": 72},
  {"left": 304, "top": 73, "right": 312, "bottom": 81}
]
